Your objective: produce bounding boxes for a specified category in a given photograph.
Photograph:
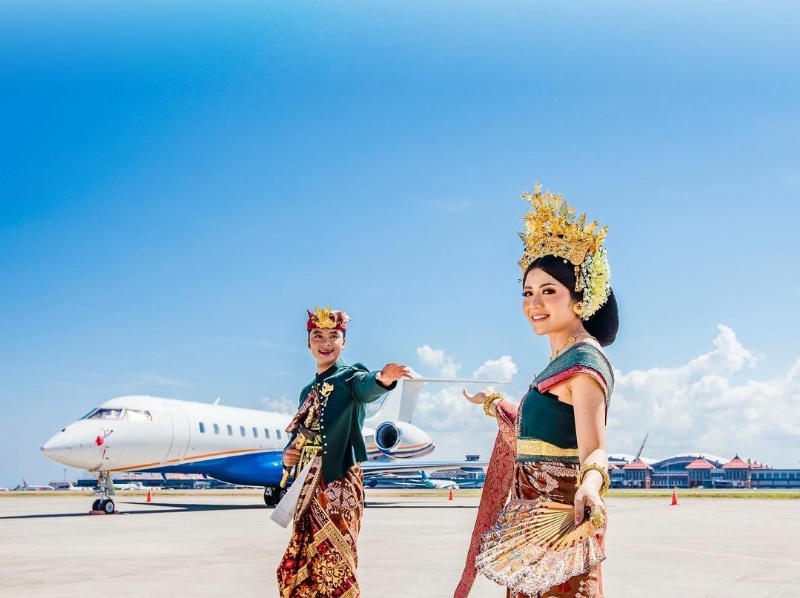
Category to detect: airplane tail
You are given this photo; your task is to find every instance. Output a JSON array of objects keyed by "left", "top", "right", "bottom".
[
  {"left": 634, "top": 433, "right": 649, "bottom": 462},
  {"left": 365, "top": 378, "right": 421, "bottom": 426},
  {"left": 364, "top": 375, "right": 509, "bottom": 426}
]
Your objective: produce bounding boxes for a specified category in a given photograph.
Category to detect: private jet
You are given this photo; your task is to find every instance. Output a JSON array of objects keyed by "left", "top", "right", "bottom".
[{"left": 41, "top": 376, "right": 500, "bottom": 513}]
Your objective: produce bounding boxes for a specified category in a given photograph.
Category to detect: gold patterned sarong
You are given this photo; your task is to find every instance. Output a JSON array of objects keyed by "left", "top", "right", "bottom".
[
  {"left": 276, "top": 454, "right": 364, "bottom": 598},
  {"left": 455, "top": 399, "right": 605, "bottom": 598},
  {"left": 507, "top": 461, "right": 604, "bottom": 598}
]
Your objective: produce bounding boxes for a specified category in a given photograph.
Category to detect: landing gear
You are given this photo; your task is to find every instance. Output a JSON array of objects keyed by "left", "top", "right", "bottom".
[
  {"left": 263, "top": 486, "right": 287, "bottom": 507},
  {"left": 91, "top": 498, "right": 116, "bottom": 513},
  {"left": 90, "top": 472, "right": 116, "bottom": 514}
]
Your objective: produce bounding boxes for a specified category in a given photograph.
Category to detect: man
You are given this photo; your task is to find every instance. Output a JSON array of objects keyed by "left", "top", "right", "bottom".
[{"left": 276, "top": 306, "right": 411, "bottom": 597}]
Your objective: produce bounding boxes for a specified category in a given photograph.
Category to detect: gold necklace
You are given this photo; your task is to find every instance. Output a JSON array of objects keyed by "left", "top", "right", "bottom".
[{"left": 550, "top": 333, "right": 591, "bottom": 361}]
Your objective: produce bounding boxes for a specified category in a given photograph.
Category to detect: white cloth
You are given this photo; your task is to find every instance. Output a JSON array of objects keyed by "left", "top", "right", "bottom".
[{"left": 269, "top": 462, "right": 313, "bottom": 528}]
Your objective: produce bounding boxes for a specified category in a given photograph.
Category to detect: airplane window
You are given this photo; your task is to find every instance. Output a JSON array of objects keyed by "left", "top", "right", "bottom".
[
  {"left": 252, "top": 427, "right": 258, "bottom": 438},
  {"left": 276, "top": 430, "right": 282, "bottom": 440},
  {"left": 199, "top": 422, "right": 206, "bottom": 434},
  {"left": 213, "top": 424, "right": 220, "bottom": 435},
  {"left": 125, "top": 409, "right": 152, "bottom": 421},
  {"left": 80, "top": 409, "right": 99, "bottom": 420},
  {"left": 227, "top": 425, "right": 233, "bottom": 436},
  {"left": 87, "top": 409, "right": 123, "bottom": 420},
  {"left": 264, "top": 428, "right": 270, "bottom": 439},
  {"left": 239, "top": 426, "right": 246, "bottom": 437}
]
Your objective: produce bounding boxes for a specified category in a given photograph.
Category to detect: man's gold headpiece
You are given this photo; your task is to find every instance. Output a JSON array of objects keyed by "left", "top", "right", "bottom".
[
  {"left": 306, "top": 306, "right": 350, "bottom": 331},
  {"left": 519, "top": 182, "right": 611, "bottom": 320}
]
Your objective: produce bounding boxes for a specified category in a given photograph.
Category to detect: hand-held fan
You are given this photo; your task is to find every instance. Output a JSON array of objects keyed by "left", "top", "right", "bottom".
[{"left": 476, "top": 500, "right": 605, "bottom": 595}]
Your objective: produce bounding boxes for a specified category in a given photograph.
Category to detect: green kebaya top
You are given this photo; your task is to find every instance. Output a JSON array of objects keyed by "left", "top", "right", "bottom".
[{"left": 517, "top": 342, "right": 614, "bottom": 464}]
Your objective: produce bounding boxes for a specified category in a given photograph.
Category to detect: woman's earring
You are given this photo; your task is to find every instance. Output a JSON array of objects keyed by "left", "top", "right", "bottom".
[{"left": 572, "top": 302, "right": 585, "bottom": 317}]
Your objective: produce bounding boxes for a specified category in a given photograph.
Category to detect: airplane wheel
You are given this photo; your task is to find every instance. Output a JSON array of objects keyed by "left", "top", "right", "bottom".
[
  {"left": 263, "top": 487, "right": 287, "bottom": 507},
  {"left": 102, "top": 499, "right": 115, "bottom": 514},
  {"left": 92, "top": 499, "right": 101, "bottom": 511}
]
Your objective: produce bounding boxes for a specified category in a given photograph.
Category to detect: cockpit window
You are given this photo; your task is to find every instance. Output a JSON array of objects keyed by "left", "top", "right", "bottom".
[
  {"left": 82, "top": 408, "right": 152, "bottom": 421},
  {"left": 85, "top": 409, "right": 124, "bottom": 420},
  {"left": 125, "top": 409, "right": 152, "bottom": 421}
]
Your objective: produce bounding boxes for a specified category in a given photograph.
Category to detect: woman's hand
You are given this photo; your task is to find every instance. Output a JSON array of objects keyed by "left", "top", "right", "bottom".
[
  {"left": 376, "top": 363, "right": 412, "bottom": 387},
  {"left": 574, "top": 480, "right": 607, "bottom": 539},
  {"left": 462, "top": 387, "right": 497, "bottom": 405}
]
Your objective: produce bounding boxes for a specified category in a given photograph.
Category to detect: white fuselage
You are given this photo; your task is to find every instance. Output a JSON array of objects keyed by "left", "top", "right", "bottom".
[{"left": 41, "top": 392, "right": 435, "bottom": 488}]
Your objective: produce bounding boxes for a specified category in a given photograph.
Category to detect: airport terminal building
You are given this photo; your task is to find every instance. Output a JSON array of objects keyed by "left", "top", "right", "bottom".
[{"left": 609, "top": 453, "right": 800, "bottom": 489}]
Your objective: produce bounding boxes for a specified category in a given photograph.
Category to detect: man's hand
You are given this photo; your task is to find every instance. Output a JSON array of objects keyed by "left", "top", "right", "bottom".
[
  {"left": 282, "top": 446, "right": 301, "bottom": 467},
  {"left": 376, "top": 363, "right": 412, "bottom": 387}
]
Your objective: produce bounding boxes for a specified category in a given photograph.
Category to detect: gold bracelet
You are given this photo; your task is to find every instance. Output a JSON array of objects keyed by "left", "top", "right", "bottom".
[
  {"left": 577, "top": 463, "right": 610, "bottom": 496},
  {"left": 483, "top": 393, "right": 503, "bottom": 417}
]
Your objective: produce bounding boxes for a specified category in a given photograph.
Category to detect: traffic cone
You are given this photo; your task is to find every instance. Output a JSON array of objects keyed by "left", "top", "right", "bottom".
[
  {"left": 670, "top": 488, "right": 678, "bottom": 506},
  {"left": 448, "top": 488, "right": 453, "bottom": 501},
  {"left": 146, "top": 488, "right": 152, "bottom": 503}
]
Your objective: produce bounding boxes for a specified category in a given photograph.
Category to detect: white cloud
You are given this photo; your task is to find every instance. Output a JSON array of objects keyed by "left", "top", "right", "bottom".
[
  {"left": 609, "top": 325, "right": 799, "bottom": 466},
  {"left": 683, "top": 324, "right": 760, "bottom": 374},
  {"left": 472, "top": 356, "right": 518, "bottom": 382},
  {"left": 416, "top": 345, "right": 461, "bottom": 378}
]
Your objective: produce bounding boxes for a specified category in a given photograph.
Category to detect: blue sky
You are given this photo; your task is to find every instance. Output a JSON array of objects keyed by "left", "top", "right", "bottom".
[{"left": 2, "top": 1, "right": 799, "bottom": 487}]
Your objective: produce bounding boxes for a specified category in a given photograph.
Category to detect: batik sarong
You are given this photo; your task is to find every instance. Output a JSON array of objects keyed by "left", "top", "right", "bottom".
[
  {"left": 277, "top": 454, "right": 364, "bottom": 598},
  {"left": 455, "top": 400, "right": 606, "bottom": 598},
  {"left": 506, "top": 461, "right": 604, "bottom": 598}
]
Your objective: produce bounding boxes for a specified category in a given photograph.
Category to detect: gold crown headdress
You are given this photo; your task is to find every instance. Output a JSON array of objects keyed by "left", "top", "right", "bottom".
[
  {"left": 306, "top": 306, "right": 350, "bottom": 331},
  {"left": 519, "top": 182, "right": 611, "bottom": 320}
]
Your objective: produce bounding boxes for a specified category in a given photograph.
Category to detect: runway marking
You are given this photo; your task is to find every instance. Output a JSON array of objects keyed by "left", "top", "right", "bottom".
[{"left": 614, "top": 541, "right": 800, "bottom": 567}]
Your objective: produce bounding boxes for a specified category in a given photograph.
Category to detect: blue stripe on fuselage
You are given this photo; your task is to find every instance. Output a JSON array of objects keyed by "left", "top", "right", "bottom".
[{"left": 140, "top": 450, "right": 284, "bottom": 487}]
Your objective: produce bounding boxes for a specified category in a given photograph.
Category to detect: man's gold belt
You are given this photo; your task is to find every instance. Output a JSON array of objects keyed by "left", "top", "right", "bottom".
[{"left": 298, "top": 443, "right": 322, "bottom": 471}]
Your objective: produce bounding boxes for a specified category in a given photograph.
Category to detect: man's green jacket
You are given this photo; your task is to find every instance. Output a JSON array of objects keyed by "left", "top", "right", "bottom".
[{"left": 289, "top": 359, "right": 394, "bottom": 483}]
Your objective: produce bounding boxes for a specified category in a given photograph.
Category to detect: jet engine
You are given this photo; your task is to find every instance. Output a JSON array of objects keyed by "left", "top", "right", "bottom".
[{"left": 374, "top": 421, "right": 434, "bottom": 459}]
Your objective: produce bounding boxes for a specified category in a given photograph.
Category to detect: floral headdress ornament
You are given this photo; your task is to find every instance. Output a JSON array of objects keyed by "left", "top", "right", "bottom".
[
  {"left": 306, "top": 306, "right": 350, "bottom": 331},
  {"left": 518, "top": 182, "right": 611, "bottom": 320}
]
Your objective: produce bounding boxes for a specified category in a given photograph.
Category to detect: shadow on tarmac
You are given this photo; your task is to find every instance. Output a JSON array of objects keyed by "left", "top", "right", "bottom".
[
  {"left": 0, "top": 499, "right": 477, "bottom": 520},
  {"left": 365, "top": 502, "right": 476, "bottom": 509},
  {"left": 0, "top": 500, "right": 269, "bottom": 520}
]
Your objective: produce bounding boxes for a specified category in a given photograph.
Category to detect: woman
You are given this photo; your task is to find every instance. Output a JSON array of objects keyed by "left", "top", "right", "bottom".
[
  {"left": 277, "top": 306, "right": 411, "bottom": 598},
  {"left": 454, "top": 184, "right": 619, "bottom": 598}
]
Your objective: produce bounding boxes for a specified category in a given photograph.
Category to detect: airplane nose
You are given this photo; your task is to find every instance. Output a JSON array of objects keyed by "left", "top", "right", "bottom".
[{"left": 41, "top": 431, "right": 103, "bottom": 469}]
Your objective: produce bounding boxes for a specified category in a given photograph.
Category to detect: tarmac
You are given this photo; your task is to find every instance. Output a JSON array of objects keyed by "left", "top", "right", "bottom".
[{"left": 1, "top": 490, "right": 798, "bottom": 597}]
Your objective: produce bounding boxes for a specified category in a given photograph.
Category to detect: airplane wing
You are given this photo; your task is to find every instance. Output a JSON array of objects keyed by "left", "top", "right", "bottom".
[{"left": 362, "top": 459, "right": 488, "bottom": 476}]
